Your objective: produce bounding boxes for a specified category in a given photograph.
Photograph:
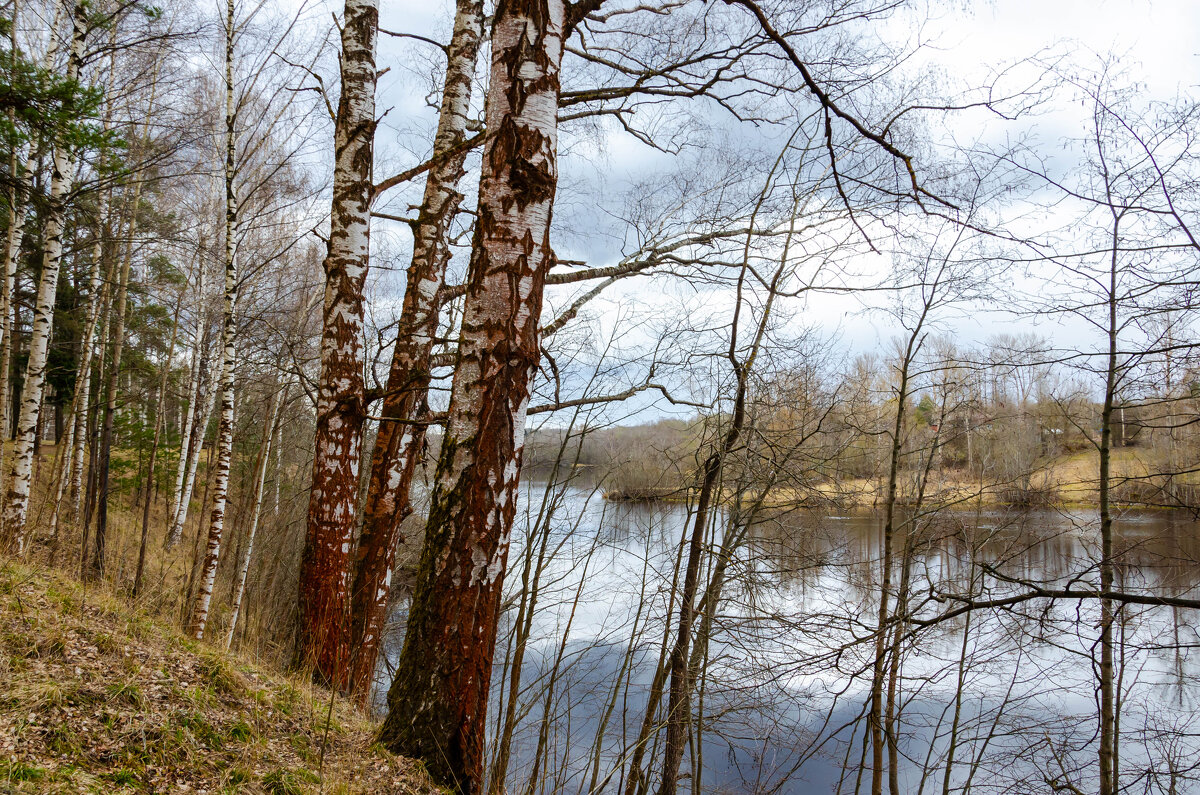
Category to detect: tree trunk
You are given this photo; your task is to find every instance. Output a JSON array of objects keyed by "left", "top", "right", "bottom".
[
  {"left": 79, "top": 288, "right": 110, "bottom": 576},
  {"left": 0, "top": 147, "right": 27, "bottom": 503},
  {"left": 870, "top": 344, "right": 915, "bottom": 795},
  {"left": 1, "top": 0, "right": 86, "bottom": 555},
  {"left": 0, "top": 0, "right": 65, "bottom": 501},
  {"left": 347, "top": 0, "right": 484, "bottom": 704},
  {"left": 378, "top": 3, "right": 568, "bottom": 790},
  {"left": 48, "top": 190, "right": 106, "bottom": 558},
  {"left": 1097, "top": 220, "right": 1120, "bottom": 795},
  {"left": 188, "top": 0, "right": 239, "bottom": 639},
  {"left": 172, "top": 354, "right": 217, "bottom": 547},
  {"left": 225, "top": 385, "right": 284, "bottom": 648},
  {"left": 88, "top": 160, "right": 146, "bottom": 580},
  {"left": 168, "top": 313, "right": 214, "bottom": 549},
  {"left": 133, "top": 284, "right": 183, "bottom": 596},
  {"left": 293, "top": 0, "right": 378, "bottom": 684}
]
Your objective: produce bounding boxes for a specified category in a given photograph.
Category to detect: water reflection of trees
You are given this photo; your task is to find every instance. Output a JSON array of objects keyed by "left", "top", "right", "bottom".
[
  {"left": 380, "top": 391, "right": 1200, "bottom": 795},
  {"left": 453, "top": 479, "right": 1200, "bottom": 794}
]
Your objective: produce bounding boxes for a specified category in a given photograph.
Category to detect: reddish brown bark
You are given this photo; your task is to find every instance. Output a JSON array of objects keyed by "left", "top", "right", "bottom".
[
  {"left": 377, "top": 0, "right": 570, "bottom": 790},
  {"left": 294, "top": 0, "right": 377, "bottom": 684},
  {"left": 346, "top": 0, "right": 485, "bottom": 705}
]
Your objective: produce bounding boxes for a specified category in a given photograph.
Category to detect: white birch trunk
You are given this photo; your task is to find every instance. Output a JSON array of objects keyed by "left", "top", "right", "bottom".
[
  {"left": 0, "top": 0, "right": 66, "bottom": 491},
  {"left": 272, "top": 415, "right": 281, "bottom": 517},
  {"left": 170, "top": 343, "right": 202, "bottom": 528},
  {"left": 294, "top": 0, "right": 377, "bottom": 682},
  {"left": 348, "top": 0, "right": 484, "bottom": 701},
  {"left": 0, "top": 155, "right": 27, "bottom": 494},
  {"left": 1, "top": 0, "right": 86, "bottom": 554},
  {"left": 186, "top": 268, "right": 236, "bottom": 639},
  {"left": 379, "top": 0, "right": 568, "bottom": 786},
  {"left": 168, "top": 352, "right": 217, "bottom": 548},
  {"left": 188, "top": 0, "right": 238, "bottom": 639},
  {"left": 168, "top": 266, "right": 208, "bottom": 547}
]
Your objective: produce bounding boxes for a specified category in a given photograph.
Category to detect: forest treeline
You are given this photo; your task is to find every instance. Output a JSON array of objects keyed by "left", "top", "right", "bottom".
[
  {"left": 530, "top": 331, "right": 1200, "bottom": 510},
  {"left": 2, "top": 0, "right": 1200, "bottom": 793}
]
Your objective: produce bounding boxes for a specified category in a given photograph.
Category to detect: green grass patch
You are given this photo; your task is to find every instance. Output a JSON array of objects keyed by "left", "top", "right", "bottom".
[
  {"left": 0, "top": 758, "right": 48, "bottom": 783},
  {"left": 106, "top": 680, "right": 144, "bottom": 707},
  {"left": 263, "top": 767, "right": 320, "bottom": 795},
  {"left": 178, "top": 710, "right": 223, "bottom": 749},
  {"left": 106, "top": 767, "right": 139, "bottom": 787},
  {"left": 198, "top": 652, "right": 244, "bottom": 697},
  {"left": 227, "top": 719, "right": 254, "bottom": 741}
]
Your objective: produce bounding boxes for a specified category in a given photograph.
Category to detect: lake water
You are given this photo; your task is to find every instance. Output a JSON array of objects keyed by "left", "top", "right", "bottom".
[{"left": 375, "top": 477, "right": 1200, "bottom": 794}]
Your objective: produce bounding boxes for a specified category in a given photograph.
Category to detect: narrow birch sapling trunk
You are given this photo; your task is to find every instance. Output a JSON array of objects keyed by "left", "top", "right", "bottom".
[
  {"left": 294, "top": 0, "right": 377, "bottom": 683},
  {"left": 347, "top": 0, "right": 485, "bottom": 704},
  {"left": 188, "top": 0, "right": 239, "bottom": 639},
  {"left": 168, "top": 292, "right": 214, "bottom": 549},
  {"left": 79, "top": 279, "right": 115, "bottom": 574},
  {"left": 225, "top": 384, "right": 284, "bottom": 648},
  {"left": 379, "top": 1, "right": 577, "bottom": 789},
  {"left": 170, "top": 340, "right": 202, "bottom": 531}
]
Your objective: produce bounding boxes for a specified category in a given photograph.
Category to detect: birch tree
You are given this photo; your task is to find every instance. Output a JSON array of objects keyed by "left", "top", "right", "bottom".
[
  {"left": 188, "top": 0, "right": 322, "bottom": 639},
  {"left": 225, "top": 383, "right": 285, "bottom": 647},
  {"left": 1, "top": 0, "right": 87, "bottom": 554},
  {"left": 347, "top": 0, "right": 485, "bottom": 704},
  {"left": 187, "top": 0, "right": 240, "bottom": 640},
  {"left": 293, "top": 0, "right": 377, "bottom": 683},
  {"left": 378, "top": 0, "right": 588, "bottom": 789}
]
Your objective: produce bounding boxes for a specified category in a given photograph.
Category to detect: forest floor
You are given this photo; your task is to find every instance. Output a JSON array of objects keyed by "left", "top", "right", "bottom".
[{"left": 0, "top": 560, "right": 438, "bottom": 794}]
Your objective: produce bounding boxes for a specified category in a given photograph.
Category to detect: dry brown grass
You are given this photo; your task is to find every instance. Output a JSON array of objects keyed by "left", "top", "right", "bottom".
[
  {"left": 0, "top": 560, "right": 439, "bottom": 794},
  {"left": 757, "top": 447, "right": 1175, "bottom": 511}
]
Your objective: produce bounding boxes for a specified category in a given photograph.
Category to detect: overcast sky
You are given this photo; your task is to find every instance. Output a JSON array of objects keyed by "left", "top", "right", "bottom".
[{"left": 363, "top": 0, "right": 1199, "bottom": 414}]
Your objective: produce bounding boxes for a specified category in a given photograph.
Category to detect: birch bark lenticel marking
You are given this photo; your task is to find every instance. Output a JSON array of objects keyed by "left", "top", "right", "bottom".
[
  {"left": 294, "top": 0, "right": 378, "bottom": 685},
  {"left": 348, "top": 0, "right": 485, "bottom": 705},
  {"left": 378, "top": 1, "right": 584, "bottom": 790}
]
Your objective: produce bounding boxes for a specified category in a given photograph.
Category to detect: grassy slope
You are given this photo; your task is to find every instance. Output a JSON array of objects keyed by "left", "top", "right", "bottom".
[{"left": 0, "top": 561, "right": 436, "bottom": 794}]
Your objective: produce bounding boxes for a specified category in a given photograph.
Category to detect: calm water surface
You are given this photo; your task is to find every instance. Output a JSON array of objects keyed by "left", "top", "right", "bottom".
[{"left": 376, "top": 479, "right": 1200, "bottom": 794}]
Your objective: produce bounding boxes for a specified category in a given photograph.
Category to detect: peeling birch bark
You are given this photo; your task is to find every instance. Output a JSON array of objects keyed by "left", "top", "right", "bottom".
[
  {"left": 294, "top": 0, "right": 378, "bottom": 684},
  {"left": 347, "top": 0, "right": 485, "bottom": 704},
  {"left": 378, "top": 1, "right": 570, "bottom": 790}
]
